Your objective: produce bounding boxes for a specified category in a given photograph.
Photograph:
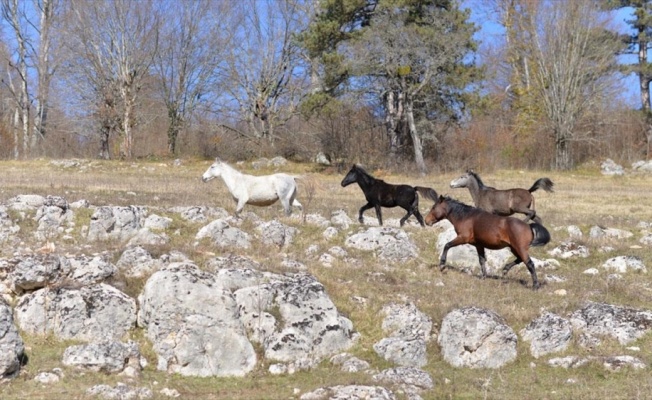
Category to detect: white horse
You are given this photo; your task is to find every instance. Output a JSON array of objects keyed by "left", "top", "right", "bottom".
[{"left": 201, "top": 158, "right": 303, "bottom": 216}]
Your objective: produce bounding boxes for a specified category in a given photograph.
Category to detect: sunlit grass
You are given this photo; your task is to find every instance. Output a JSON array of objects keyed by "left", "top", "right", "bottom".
[{"left": 1, "top": 159, "right": 652, "bottom": 399}]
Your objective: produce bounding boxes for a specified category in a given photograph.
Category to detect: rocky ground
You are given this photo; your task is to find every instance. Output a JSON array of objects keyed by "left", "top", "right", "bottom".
[{"left": 1, "top": 159, "right": 652, "bottom": 399}]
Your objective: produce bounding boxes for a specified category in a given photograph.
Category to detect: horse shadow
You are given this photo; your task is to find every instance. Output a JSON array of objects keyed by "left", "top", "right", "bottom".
[{"left": 431, "top": 263, "right": 545, "bottom": 289}]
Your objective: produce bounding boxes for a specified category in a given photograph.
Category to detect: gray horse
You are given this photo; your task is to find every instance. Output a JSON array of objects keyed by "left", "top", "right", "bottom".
[{"left": 450, "top": 170, "right": 553, "bottom": 223}]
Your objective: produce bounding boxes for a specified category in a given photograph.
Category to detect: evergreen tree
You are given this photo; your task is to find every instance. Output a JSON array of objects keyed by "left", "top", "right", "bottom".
[
  {"left": 605, "top": 0, "right": 652, "bottom": 157},
  {"left": 298, "top": 0, "right": 480, "bottom": 172}
]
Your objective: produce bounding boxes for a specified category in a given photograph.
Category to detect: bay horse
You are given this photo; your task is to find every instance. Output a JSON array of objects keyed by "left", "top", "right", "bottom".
[
  {"left": 340, "top": 164, "right": 438, "bottom": 227},
  {"left": 425, "top": 195, "right": 550, "bottom": 289},
  {"left": 449, "top": 170, "right": 553, "bottom": 223},
  {"left": 202, "top": 158, "right": 302, "bottom": 216}
]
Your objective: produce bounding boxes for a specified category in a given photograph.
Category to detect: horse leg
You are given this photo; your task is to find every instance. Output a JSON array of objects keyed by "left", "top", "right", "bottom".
[
  {"left": 374, "top": 204, "right": 383, "bottom": 226},
  {"left": 510, "top": 245, "right": 540, "bottom": 289},
  {"left": 400, "top": 208, "right": 413, "bottom": 227},
  {"left": 502, "top": 258, "right": 522, "bottom": 276},
  {"left": 288, "top": 187, "right": 303, "bottom": 215},
  {"left": 292, "top": 199, "right": 303, "bottom": 214},
  {"left": 279, "top": 196, "right": 292, "bottom": 216},
  {"left": 475, "top": 246, "right": 487, "bottom": 279},
  {"left": 401, "top": 195, "right": 422, "bottom": 227},
  {"left": 521, "top": 197, "right": 541, "bottom": 223},
  {"left": 413, "top": 209, "right": 425, "bottom": 227},
  {"left": 358, "top": 203, "right": 374, "bottom": 224},
  {"left": 235, "top": 198, "right": 248, "bottom": 217},
  {"left": 525, "top": 258, "right": 540, "bottom": 290},
  {"left": 439, "top": 237, "right": 466, "bottom": 272},
  {"left": 520, "top": 208, "right": 538, "bottom": 223}
]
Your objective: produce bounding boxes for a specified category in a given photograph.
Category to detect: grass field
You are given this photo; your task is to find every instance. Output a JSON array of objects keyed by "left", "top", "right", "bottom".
[{"left": 1, "top": 158, "right": 652, "bottom": 400}]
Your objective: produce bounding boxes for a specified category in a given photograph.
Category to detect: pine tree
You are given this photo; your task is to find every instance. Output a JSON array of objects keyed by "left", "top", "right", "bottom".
[
  {"left": 298, "top": 0, "right": 480, "bottom": 172},
  {"left": 605, "top": 0, "right": 652, "bottom": 157}
]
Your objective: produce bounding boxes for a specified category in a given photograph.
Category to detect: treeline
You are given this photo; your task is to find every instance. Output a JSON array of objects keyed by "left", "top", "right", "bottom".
[{"left": 0, "top": 0, "right": 647, "bottom": 171}]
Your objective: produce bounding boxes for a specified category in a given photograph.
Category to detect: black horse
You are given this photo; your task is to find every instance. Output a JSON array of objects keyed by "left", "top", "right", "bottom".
[{"left": 341, "top": 165, "right": 438, "bottom": 227}]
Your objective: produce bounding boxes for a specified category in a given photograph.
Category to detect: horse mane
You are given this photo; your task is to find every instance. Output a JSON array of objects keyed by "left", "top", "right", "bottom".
[
  {"left": 441, "top": 196, "right": 478, "bottom": 219},
  {"left": 354, "top": 165, "right": 379, "bottom": 185},
  {"left": 467, "top": 170, "right": 490, "bottom": 190},
  {"left": 217, "top": 159, "right": 243, "bottom": 177}
]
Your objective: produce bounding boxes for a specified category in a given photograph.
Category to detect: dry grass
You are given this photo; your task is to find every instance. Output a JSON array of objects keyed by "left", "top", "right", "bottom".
[{"left": 1, "top": 159, "right": 652, "bottom": 400}]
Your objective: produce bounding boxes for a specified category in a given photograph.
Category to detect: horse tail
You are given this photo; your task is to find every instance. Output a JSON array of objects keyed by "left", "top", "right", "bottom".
[
  {"left": 530, "top": 223, "right": 551, "bottom": 247},
  {"left": 528, "top": 178, "right": 554, "bottom": 193},
  {"left": 415, "top": 186, "right": 438, "bottom": 202}
]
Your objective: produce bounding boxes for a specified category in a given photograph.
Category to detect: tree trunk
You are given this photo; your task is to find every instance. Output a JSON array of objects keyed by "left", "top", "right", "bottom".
[
  {"left": 33, "top": 100, "right": 47, "bottom": 149},
  {"left": 555, "top": 128, "right": 572, "bottom": 170},
  {"left": 406, "top": 98, "right": 426, "bottom": 174},
  {"left": 32, "top": 0, "right": 54, "bottom": 150},
  {"left": 646, "top": 113, "right": 652, "bottom": 160},
  {"left": 120, "top": 91, "right": 134, "bottom": 159},
  {"left": 18, "top": 30, "right": 29, "bottom": 157},
  {"left": 99, "top": 125, "right": 111, "bottom": 159},
  {"left": 12, "top": 108, "right": 19, "bottom": 159},
  {"left": 20, "top": 88, "right": 29, "bottom": 157},
  {"left": 3, "top": 0, "right": 31, "bottom": 158},
  {"left": 167, "top": 108, "right": 182, "bottom": 155},
  {"left": 639, "top": 27, "right": 650, "bottom": 113},
  {"left": 638, "top": 25, "right": 652, "bottom": 159},
  {"left": 385, "top": 90, "right": 403, "bottom": 158}
]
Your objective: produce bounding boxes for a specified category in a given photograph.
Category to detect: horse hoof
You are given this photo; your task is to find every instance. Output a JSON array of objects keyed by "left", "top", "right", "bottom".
[{"left": 533, "top": 282, "right": 541, "bottom": 290}]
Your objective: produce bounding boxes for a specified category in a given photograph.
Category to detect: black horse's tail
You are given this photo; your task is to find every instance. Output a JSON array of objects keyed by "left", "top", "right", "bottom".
[
  {"left": 415, "top": 186, "right": 438, "bottom": 202},
  {"left": 530, "top": 223, "right": 551, "bottom": 247},
  {"left": 528, "top": 178, "right": 554, "bottom": 193}
]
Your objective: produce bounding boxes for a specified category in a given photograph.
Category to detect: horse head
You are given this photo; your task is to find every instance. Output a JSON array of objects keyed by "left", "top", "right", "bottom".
[
  {"left": 450, "top": 171, "right": 471, "bottom": 188},
  {"left": 425, "top": 195, "right": 448, "bottom": 225},
  {"left": 202, "top": 158, "right": 224, "bottom": 182},
  {"left": 340, "top": 165, "right": 359, "bottom": 187}
]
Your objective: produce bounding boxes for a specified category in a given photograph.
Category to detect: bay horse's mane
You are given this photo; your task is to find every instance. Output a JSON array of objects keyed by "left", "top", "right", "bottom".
[{"left": 440, "top": 196, "right": 480, "bottom": 220}]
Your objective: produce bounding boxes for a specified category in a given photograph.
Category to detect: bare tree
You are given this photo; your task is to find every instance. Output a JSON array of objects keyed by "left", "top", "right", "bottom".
[
  {"left": 524, "top": 0, "right": 620, "bottom": 169},
  {"left": 1, "top": 0, "right": 30, "bottom": 158},
  {"left": 0, "top": 0, "right": 58, "bottom": 158},
  {"left": 223, "top": 0, "right": 309, "bottom": 141},
  {"left": 153, "top": 0, "right": 236, "bottom": 155},
  {"left": 486, "top": 0, "right": 622, "bottom": 169},
  {"left": 65, "top": 0, "right": 158, "bottom": 159},
  {"left": 32, "top": 0, "right": 57, "bottom": 149}
]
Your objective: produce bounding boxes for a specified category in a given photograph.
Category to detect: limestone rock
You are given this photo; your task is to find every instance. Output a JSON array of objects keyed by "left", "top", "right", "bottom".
[
  {"left": 137, "top": 263, "right": 256, "bottom": 377},
  {"left": 520, "top": 312, "right": 572, "bottom": 358},
  {"left": 438, "top": 307, "right": 517, "bottom": 369},
  {"left": 0, "top": 300, "right": 25, "bottom": 378}
]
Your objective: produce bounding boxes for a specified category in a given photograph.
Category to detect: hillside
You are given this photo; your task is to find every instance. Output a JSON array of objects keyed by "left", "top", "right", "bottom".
[{"left": 1, "top": 159, "right": 652, "bottom": 400}]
